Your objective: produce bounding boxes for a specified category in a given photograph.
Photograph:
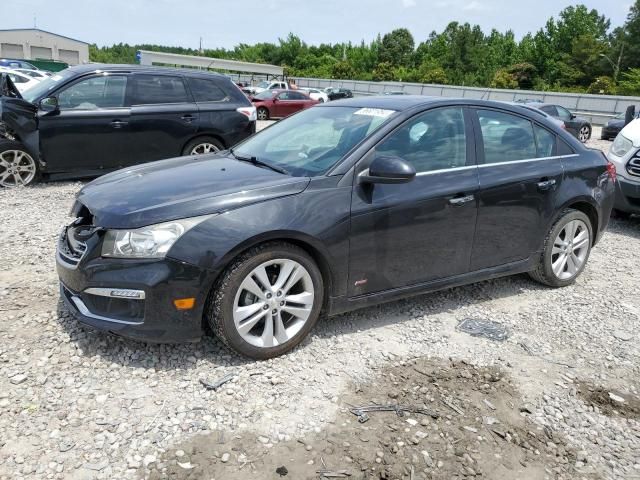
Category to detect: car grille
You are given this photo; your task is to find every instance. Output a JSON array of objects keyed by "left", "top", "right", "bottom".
[{"left": 628, "top": 155, "right": 640, "bottom": 178}]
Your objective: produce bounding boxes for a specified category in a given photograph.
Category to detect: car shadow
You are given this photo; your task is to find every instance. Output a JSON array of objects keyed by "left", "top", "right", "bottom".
[
  {"left": 608, "top": 215, "right": 640, "bottom": 239},
  {"left": 56, "top": 271, "right": 546, "bottom": 370}
]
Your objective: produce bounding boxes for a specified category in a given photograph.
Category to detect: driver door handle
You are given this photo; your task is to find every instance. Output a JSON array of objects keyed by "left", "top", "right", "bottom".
[
  {"left": 449, "top": 194, "right": 475, "bottom": 206},
  {"left": 110, "top": 120, "right": 128, "bottom": 129}
]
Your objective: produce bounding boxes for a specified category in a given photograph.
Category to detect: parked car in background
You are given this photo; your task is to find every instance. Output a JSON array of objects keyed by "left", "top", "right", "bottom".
[
  {"left": 0, "top": 68, "right": 41, "bottom": 93},
  {"left": 251, "top": 89, "right": 318, "bottom": 120},
  {"left": 523, "top": 102, "right": 592, "bottom": 143},
  {"left": 14, "top": 68, "right": 51, "bottom": 80},
  {"left": 0, "top": 64, "right": 256, "bottom": 187},
  {"left": 601, "top": 111, "right": 639, "bottom": 141},
  {"left": 253, "top": 80, "right": 289, "bottom": 94},
  {"left": 0, "top": 58, "right": 38, "bottom": 70},
  {"left": 55, "top": 95, "right": 614, "bottom": 359},
  {"left": 607, "top": 119, "right": 640, "bottom": 218},
  {"left": 325, "top": 87, "right": 353, "bottom": 101},
  {"left": 300, "top": 87, "right": 329, "bottom": 103},
  {"left": 384, "top": 91, "right": 406, "bottom": 95}
]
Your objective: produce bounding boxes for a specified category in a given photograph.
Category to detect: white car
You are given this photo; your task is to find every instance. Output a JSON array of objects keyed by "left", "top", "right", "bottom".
[
  {"left": 14, "top": 68, "right": 50, "bottom": 80},
  {"left": 607, "top": 118, "right": 640, "bottom": 218},
  {"left": 0, "top": 68, "right": 41, "bottom": 93},
  {"left": 300, "top": 87, "right": 329, "bottom": 103}
]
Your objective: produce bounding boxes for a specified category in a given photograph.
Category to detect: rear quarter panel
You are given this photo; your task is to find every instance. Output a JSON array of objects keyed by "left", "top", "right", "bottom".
[{"left": 555, "top": 149, "right": 614, "bottom": 246}]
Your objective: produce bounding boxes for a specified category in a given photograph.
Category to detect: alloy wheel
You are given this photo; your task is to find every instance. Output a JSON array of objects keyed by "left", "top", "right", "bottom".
[
  {"left": 551, "top": 219, "right": 589, "bottom": 280},
  {"left": 232, "top": 258, "right": 314, "bottom": 348},
  {"left": 0, "top": 150, "right": 37, "bottom": 187},
  {"left": 190, "top": 143, "right": 220, "bottom": 155},
  {"left": 257, "top": 108, "right": 268, "bottom": 120},
  {"left": 579, "top": 126, "right": 590, "bottom": 143}
]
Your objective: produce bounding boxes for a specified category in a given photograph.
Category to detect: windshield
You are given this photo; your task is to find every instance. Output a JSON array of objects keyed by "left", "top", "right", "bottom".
[
  {"left": 233, "top": 106, "right": 396, "bottom": 177},
  {"left": 254, "top": 90, "right": 277, "bottom": 100},
  {"left": 21, "top": 68, "right": 75, "bottom": 103}
]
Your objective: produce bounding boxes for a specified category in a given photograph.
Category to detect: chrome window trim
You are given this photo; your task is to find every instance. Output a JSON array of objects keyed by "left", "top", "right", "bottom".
[{"left": 413, "top": 154, "right": 579, "bottom": 177}]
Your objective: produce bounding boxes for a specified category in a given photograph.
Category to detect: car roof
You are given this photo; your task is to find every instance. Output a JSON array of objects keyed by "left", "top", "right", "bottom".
[
  {"left": 64, "top": 63, "right": 227, "bottom": 80},
  {"left": 318, "top": 96, "right": 576, "bottom": 119}
]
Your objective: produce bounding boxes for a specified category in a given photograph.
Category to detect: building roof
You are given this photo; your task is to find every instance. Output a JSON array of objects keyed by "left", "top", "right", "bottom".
[{"left": 0, "top": 28, "right": 89, "bottom": 45}]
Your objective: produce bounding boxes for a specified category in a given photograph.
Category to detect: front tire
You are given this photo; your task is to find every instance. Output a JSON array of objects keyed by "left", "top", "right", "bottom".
[
  {"left": 529, "top": 209, "right": 592, "bottom": 288},
  {"left": 206, "top": 242, "right": 324, "bottom": 359},
  {"left": 0, "top": 141, "right": 39, "bottom": 188}
]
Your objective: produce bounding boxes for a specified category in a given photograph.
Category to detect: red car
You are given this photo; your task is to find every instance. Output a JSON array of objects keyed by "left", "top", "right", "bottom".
[{"left": 251, "top": 89, "right": 318, "bottom": 120}]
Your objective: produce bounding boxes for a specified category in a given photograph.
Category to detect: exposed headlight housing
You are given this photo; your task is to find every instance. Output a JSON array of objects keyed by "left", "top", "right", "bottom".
[
  {"left": 101, "top": 215, "right": 212, "bottom": 259},
  {"left": 611, "top": 134, "right": 633, "bottom": 157}
]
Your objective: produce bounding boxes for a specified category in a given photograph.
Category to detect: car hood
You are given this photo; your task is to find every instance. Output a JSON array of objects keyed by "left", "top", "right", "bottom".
[{"left": 74, "top": 154, "right": 310, "bottom": 229}]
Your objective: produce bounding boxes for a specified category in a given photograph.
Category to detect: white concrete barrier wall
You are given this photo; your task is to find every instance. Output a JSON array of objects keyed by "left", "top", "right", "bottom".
[{"left": 233, "top": 74, "right": 640, "bottom": 125}]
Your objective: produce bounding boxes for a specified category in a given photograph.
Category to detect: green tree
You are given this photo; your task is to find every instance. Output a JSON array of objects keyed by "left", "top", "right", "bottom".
[
  {"left": 587, "top": 76, "right": 616, "bottom": 94},
  {"left": 379, "top": 29, "right": 415, "bottom": 68},
  {"left": 491, "top": 69, "right": 518, "bottom": 89},
  {"left": 372, "top": 62, "right": 395, "bottom": 81},
  {"left": 618, "top": 68, "right": 640, "bottom": 95}
]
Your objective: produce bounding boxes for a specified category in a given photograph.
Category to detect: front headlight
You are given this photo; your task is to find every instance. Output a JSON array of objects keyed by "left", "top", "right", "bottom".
[
  {"left": 611, "top": 135, "right": 633, "bottom": 157},
  {"left": 101, "top": 215, "right": 212, "bottom": 259}
]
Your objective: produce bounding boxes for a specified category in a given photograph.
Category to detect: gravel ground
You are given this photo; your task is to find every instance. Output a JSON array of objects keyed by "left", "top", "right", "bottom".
[{"left": 1, "top": 128, "right": 639, "bottom": 480}]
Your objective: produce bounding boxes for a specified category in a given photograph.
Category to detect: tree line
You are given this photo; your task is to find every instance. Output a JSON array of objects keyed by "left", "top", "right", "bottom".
[{"left": 90, "top": 2, "right": 640, "bottom": 96}]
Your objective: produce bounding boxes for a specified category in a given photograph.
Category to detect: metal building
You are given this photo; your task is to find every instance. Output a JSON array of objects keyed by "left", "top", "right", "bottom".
[{"left": 0, "top": 29, "right": 89, "bottom": 65}]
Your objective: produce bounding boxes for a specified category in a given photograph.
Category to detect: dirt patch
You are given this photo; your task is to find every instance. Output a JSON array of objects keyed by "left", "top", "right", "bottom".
[
  {"left": 144, "top": 358, "right": 588, "bottom": 480},
  {"left": 576, "top": 382, "right": 640, "bottom": 420}
]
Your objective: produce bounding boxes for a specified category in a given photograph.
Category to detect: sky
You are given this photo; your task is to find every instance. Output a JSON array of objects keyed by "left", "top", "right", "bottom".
[{"left": 2, "top": 0, "right": 632, "bottom": 49}]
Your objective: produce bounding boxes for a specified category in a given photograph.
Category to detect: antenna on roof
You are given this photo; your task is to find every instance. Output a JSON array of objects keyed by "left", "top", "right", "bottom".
[{"left": 33, "top": 14, "right": 37, "bottom": 28}]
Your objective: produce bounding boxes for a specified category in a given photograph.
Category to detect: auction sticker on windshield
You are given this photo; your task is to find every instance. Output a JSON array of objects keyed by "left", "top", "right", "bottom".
[{"left": 353, "top": 108, "right": 395, "bottom": 118}]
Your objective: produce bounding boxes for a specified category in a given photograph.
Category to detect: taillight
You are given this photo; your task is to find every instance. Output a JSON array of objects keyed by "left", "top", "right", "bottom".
[
  {"left": 561, "top": 123, "right": 567, "bottom": 129},
  {"left": 236, "top": 106, "right": 257, "bottom": 122},
  {"left": 606, "top": 161, "right": 617, "bottom": 182}
]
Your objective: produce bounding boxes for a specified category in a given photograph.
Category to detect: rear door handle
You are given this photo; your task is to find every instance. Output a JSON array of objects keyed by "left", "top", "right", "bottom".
[
  {"left": 449, "top": 194, "right": 475, "bottom": 206},
  {"left": 181, "top": 114, "right": 196, "bottom": 122},
  {"left": 537, "top": 179, "right": 557, "bottom": 191},
  {"left": 110, "top": 120, "right": 128, "bottom": 128}
]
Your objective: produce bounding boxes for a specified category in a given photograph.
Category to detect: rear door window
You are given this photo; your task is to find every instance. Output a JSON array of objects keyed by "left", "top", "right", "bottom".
[
  {"left": 476, "top": 110, "right": 537, "bottom": 164},
  {"left": 534, "top": 125, "right": 556, "bottom": 158},
  {"left": 131, "top": 74, "right": 190, "bottom": 105},
  {"left": 187, "top": 77, "right": 229, "bottom": 102}
]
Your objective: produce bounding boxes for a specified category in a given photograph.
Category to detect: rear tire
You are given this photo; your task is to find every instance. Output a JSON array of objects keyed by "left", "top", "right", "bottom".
[
  {"left": 529, "top": 209, "right": 592, "bottom": 288},
  {"left": 257, "top": 107, "right": 269, "bottom": 121},
  {"left": 182, "top": 136, "right": 223, "bottom": 156},
  {"left": 578, "top": 125, "right": 591, "bottom": 143},
  {"left": 206, "top": 242, "right": 324, "bottom": 359},
  {"left": 0, "top": 140, "right": 39, "bottom": 188}
]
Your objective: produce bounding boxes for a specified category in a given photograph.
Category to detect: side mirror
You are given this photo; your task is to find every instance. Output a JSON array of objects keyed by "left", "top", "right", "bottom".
[
  {"left": 570, "top": 113, "right": 576, "bottom": 120},
  {"left": 358, "top": 155, "right": 416, "bottom": 185},
  {"left": 39, "top": 96, "right": 59, "bottom": 113},
  {"left": 272, "top": 97, "right": 279, "bottom": 102}
]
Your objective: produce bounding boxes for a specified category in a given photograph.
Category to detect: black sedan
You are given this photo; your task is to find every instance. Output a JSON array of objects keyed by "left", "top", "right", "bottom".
[
  {"left": 56, "top": 96, "right": 615, "bottom": 359},
  {"left": 601, "top": 111, "right": 639, "bottom": 141},
  {"left": 325, "top": 87, "right": 353, "bottom": 101},
  {"left": 524, "top": 103, "right": 592, "bottom": 143}
]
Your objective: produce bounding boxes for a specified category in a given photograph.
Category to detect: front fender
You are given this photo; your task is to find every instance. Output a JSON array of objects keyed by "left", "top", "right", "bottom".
[{"left": 167, "top": 176, "right": 352, "bottom": 298}]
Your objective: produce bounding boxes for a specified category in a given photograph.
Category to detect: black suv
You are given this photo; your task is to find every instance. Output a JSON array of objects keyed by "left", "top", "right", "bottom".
[{"left": 0, "top": 64, "right": 256, "bottom": 187}]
